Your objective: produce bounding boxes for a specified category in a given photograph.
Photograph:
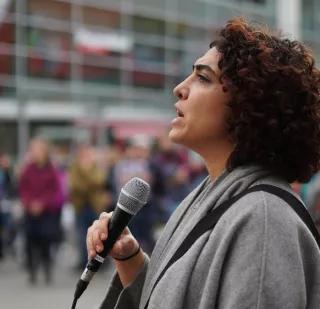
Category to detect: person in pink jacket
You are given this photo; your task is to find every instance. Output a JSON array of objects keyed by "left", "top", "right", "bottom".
[{"left": 19, "top": 138, "right": 63, "bottom": 285}]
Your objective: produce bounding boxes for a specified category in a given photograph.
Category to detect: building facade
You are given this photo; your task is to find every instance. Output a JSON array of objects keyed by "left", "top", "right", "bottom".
[{"left": 0, "top": 0, "right": 318, "bottom": 157}]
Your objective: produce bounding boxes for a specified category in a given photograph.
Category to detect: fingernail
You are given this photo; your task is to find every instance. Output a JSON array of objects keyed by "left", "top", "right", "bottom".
[
  {"left": 101, "top": 233, "right": 106, "bottom": 240},
  {"left": 96, "top": 245, "right": 101, "bottom": 252}
]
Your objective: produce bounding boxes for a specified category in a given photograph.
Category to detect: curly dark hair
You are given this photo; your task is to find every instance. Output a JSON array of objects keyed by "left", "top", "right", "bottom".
[{"left": 211, "top": 18, "right": 320, "bottom": 183}]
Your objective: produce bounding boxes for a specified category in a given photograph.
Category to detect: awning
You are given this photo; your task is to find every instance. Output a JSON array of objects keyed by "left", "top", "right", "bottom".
[{"left": 74, "top": 28, "right": 134, "bottom": 54}]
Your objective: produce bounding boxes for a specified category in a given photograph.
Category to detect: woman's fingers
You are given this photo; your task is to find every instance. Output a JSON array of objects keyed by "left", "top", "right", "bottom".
[
  {"left": 110, "top": 232, "right": 138, "bottom": 258},
  {"left": 99, "top": 211, "right": 110, "bottom": 220},
  {"left": 92, "top": 223, "right": 104, "bottom": 252},
  {"left": 99, "top": 212, "right": 110, "bottom": 241},
  {"left": 86, "top": 212, "right": 110, "bottom": 258},
  {"left": 86, "top": 211, "right": 139, "bottom": 260},
  {"left": 86, "top": 226, "right": 96, "bottom": 258}
]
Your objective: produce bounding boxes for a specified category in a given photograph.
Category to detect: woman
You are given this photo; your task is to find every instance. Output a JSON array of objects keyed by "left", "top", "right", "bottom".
[
  {"left": 87, "top": 18, "right": 320, "bottom": 308},
  {"left": 19, "top": 138, "right": 63, "bottom": 284}
]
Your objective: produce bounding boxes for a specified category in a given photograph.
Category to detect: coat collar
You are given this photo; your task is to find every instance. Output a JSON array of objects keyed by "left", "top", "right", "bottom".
[{"left": 139, "top": 165, "right": 272, "bottom": 308}]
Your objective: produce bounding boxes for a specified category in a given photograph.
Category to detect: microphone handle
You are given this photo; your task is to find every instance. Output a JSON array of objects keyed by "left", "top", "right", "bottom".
[
  {"left": 100, "top": 207, "right": 133, "bottom": 258},
  {"left": 86, "top": 208, "right": 132, "bottom": 273},
  {"left": 73, "top": 208, "right": 133, "bottom": 303}
]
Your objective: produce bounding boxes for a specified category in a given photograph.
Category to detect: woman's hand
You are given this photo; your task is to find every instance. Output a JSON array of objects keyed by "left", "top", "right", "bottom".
[
  {"left": 87, "top": 211, "right": 145, "bottom": 287},
  {"left": 86, "top": 211, "right": 140, "bottom": 260}
]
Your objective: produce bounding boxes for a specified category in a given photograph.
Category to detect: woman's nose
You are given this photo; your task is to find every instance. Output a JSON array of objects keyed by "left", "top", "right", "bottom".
[{"left": 173, "top": 79, "right": 189, "bottom": 100}]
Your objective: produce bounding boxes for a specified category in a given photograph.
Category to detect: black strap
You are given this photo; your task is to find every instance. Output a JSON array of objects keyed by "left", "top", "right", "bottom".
[{"left": 144, "top": 184, "right": 320, "bottom": 309}]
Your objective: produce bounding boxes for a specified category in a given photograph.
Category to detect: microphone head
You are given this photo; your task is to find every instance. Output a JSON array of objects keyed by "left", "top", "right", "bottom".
[{"left": 118, "top": 177, "right": 151, "bottom": 215}]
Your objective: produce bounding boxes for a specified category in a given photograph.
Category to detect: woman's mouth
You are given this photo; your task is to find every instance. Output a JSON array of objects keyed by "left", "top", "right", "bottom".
[
  {"left": 176, "top": 108, "right": 184, "bottom": 117},
  {"left": 171, "top": 107, "right": 184, "bottom": 126}
]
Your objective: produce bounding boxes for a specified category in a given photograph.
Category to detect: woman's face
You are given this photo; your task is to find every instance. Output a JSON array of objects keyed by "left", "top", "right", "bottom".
[
  {"left": 169, "top": 48, "right": 232, "bottom": 152},
  {"left": 29, "top": 140, "right": 49, "bottom": 164}
]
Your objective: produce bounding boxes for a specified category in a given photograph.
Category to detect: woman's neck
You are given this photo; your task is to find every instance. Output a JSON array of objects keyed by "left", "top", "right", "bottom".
[{"left": 199, "top": 142, "right": 234, "bottom": 180}]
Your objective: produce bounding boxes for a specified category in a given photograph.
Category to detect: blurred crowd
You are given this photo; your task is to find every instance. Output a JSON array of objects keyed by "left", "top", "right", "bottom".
[
  {"left": 2, "top": 134, "right": 320, "bottom": 287},
  {"left": 0, "top": 133, "right": 207, "bottom": 285}
]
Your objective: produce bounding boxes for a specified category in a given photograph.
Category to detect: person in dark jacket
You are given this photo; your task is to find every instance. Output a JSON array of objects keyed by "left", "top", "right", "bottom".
[{"left": 0, "top": 153, "right": 14, "bottom": 259}]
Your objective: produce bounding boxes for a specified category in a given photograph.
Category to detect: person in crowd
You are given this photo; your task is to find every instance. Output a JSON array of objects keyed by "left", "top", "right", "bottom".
[
  {"left": 149, "top": 134, "right": 189, "bottom": 223},
  {"left": 69, "top": 144, "right": 109, "bottom": 269},
  {"left": 113, "top": 136, "right": 155, "bottom": 253},
  {"left": 103, "top": 144, "right": 123, "bottom": 211},
  {"left": 19, "top": 138, "right": 63, "bottom": 284},
  {"left": 87, "top": 18, "right": 320, "bottom": 308},
  {"left": 299, "top": 172, "right": 320, "bottom": 231},
  {"left": 0, "top": 153, "right": 15, "bottom": 259},
  {"left": 50, "top": 145, "right": 70, "bottom": 250},
  {"left": 161, "top": 165, "right": 192, "bottom": 219}
]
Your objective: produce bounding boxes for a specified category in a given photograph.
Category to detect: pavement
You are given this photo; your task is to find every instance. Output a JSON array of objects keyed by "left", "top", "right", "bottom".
[{"left": 0, "top": 242, "right": 115, "bottom": 309}]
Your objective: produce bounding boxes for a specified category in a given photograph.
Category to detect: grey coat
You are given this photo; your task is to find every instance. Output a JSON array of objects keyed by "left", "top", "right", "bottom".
[{"left": 101, "top": 165, "right": 320, "bottom": 309}]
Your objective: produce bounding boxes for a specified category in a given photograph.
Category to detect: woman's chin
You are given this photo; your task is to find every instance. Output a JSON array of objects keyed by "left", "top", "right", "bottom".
[{"left": 169, "top": 128, "right": 184, "bottom": 145}]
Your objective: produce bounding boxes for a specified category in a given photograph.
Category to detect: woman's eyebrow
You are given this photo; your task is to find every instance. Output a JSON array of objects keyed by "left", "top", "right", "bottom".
[{"left": 192, "top": 64, "right": 217, "bottom": 77}]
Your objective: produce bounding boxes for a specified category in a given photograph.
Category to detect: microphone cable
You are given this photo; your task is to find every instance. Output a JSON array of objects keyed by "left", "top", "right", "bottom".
[
  {"left": 71, "top": 279, "right": 89, "bottom": 308},
  {"left": 71, "top": 298, "right": 77, "bottom": 309}
]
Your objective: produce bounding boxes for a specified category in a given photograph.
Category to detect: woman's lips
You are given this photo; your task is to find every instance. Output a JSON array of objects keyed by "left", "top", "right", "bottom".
[
  {"left": 176, "top": 107, "right": 184, "bottom": 117},
  {"left": 171, "top": 116, "right": 183, "bottom": 125},
  {"left": 172, "top": 104, "right": 184, "bottom": 125}
]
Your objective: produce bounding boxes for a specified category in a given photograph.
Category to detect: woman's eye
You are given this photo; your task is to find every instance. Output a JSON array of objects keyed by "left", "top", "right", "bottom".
[{"left": 197, "top": 74, "right": 210, "bottom": 83}]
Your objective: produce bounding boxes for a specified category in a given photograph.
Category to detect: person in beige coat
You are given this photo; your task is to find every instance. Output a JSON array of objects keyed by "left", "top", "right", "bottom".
[{"left": 69, "top": 144, "right": 109, "bottom": 269}]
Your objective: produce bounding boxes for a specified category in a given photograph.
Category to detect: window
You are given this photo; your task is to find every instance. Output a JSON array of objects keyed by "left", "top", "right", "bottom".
[
  {"left": 133, "top": 16, "right": 165, "bottom": 36},
  {"left": 82, "top": 65, "right": 121, "bottom": 84},
  {"left": 0, "top": 19, "right": 14, "bottom": 77},
  {"left": 133, "top": 44, "right": 165, "bottom": 64},
  {"left": 82, "top": 6, "right": 120, "bottom": 30},
  {"left": 27, "top": 0, "right": 70, "bottom": 22},
  {"left": 165, "top": 49, "right": 184, "bottom": 87},
  {"left": 165, "top": 22, "right": 186, "bottom": 39},
  {"left": 184, "top": 25, "right": 207, "bottom": 41},
  {"left": 302, "top": 0, "right": 316, "bottom": 31},
  {"left": 0, "top": 12, "right": 15, "bottom": 96},
  {"left": 27, "top": 28, "right": 71, "bottom": 80},
  {"left": 75, "top": 28, "right": 129, "bottom": 85},
  {"left": 132, "top": 44, "right": 165, "bottom": 89},
  {"left": 133, "top": 70, "right": 165, "bottom": 89},
  {"left": 81, "top": 54, "right": 121, "bottom": 85},
  {"left": 0, "top": 85, "right": 15, "bottom": 97}
]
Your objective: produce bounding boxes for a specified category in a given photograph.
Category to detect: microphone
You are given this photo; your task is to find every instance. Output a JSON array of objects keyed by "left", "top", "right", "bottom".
[{"left": 72, "top": 177, "right": 150, "bottom": 308}]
